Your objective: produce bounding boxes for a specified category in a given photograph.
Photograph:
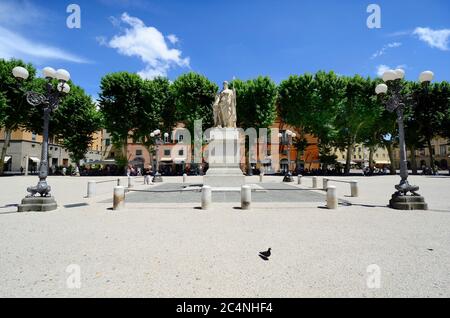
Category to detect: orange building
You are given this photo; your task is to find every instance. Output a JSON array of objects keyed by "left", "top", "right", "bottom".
[{"left": 120, "top": 118, "right": 320, "bottom": 175}]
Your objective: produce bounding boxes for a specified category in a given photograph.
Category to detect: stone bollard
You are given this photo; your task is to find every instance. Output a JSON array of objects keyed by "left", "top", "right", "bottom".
[
  {"left": 183, "top": 173, "right": 187, "bottom": 183},
  {"left": 312, "top": 177, "right": 318, "bottom": 188},
  {"left": 323, "top": 178, "right": 328, "bottom": 191},
  {"left": 113, "top": 186, "right": 125, "bottom": 211},
  {"left": 350, "top": 181, "right": 359, "bottom": 197},
  {"left": 297, "top": 175, "right": 302, "bottom": 185},
  {"left": 128, "top": 176, "right": 134, "bottom": 188},
  {"left": 327, "top": 186, "right": 338, "bottom": 209},
  {"left": 241, "top": 185, "right": 252, "bottom": 210},
  {"left": 201, "top": 186, "right": 212, "bottom": 210},
  {"left": 87, "top": 181, "right": 96, "bottom": 198},
  {"left": 259, "top": 173, "right": 264, "bottom": 183}
]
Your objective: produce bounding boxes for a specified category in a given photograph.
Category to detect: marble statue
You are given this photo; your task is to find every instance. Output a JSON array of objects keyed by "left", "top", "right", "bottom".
[{"left": 213, "top": 81, "right": 237, "bottom": 128}]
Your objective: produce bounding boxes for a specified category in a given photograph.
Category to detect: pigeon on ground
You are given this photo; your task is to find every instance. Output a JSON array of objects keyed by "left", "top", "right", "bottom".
[{"left": 259, "top": 248, "right": 271, "bottom": 261}]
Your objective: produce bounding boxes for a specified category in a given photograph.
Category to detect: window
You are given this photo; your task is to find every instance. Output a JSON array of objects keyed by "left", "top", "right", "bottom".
[
  {"left": 164, "top": 149, "right": 171, "bottom": 156},
  {"left": 178, "top": 149, "right": 184, "bottom": 156},
  {"left": 31, "top": 132, "right": 37, "bottom": 142},
  {"left": 105, "top": 139, "right": 111, "bottom": 147},
  {"left": 136, "top": 149, "right": 143, "bottom": 156},
  {"left": 440, "top": 145, "right": 447, "bottom": 156},
  {"left": 178, "top": 135, "right": 184, "bottom": 143}
]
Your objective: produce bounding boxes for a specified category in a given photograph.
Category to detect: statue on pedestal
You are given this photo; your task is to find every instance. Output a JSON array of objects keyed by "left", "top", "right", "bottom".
[{"left": 213, "top": 81, "right": 237, "bottom": 128}]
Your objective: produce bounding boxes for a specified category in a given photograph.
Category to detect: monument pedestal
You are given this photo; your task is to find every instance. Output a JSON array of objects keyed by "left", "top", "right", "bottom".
[
  {"left": 389, "top": 195, "right": 428, "bottom": 210},
  {"left": 204, "top": 128, "right": 245, "bottom": 188},
  {"left": 18, "top": 196, "right": 58, "bottom": 212}
]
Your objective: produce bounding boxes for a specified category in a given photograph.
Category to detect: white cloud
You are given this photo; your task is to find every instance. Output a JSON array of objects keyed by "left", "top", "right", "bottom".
[
  {"left": 167, "top": 34, "right": 179, "bottom": 45},
  {"left": 376, "top": 64, "right": 407, "bottom": 77},
  {"left": 0, "top": 0, "right": 47, "bottom": 27},
  {"left": 0, "top": 26, "right": 90, "bottom": 64},
  {"left": 413, "top": 27, "right": 450, "bottom": 51},
  {"left": 102, "top": 13, "right": 189, "bottom": 79},
  {"left": 371, "top": 42, "right": 402, "bottom": 59}
]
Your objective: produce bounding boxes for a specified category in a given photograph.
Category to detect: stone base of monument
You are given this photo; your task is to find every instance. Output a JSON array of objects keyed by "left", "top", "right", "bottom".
[
  {"left": 389, "top": 195, "right": 428, "bottom": 210},
  {"left": 203, "top": 128, "right": 246, "bottom": 188},
  {"left": 18, "top": 196, "right": 58, "bottom": 212}
]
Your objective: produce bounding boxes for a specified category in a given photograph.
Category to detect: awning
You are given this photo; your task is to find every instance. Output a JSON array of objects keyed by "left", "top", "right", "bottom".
[
  {"left": 86, "top": 159, "right": 116, "bottom": 165},
  {"left": 174, "top": 158, "right": 187, "bottom": 164},
  {"left": 160, "top": 157, "right": 173, "bottom": 162},
  {"left": 375, "top": 160, "right": 391, "bottom": 165},
  {"left": 4, "top": 156, "right": 11, "bottom": 162},
  {"left": 29, "top": 157, "right": 40, "bottom": 163},
  {"left": 337, "top": 160, "right": 357, "bottom": 165}
]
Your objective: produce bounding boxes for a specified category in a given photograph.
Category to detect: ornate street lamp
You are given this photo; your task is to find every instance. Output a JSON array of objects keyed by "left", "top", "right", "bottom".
[
  {"left": 13, "top": 66, "right": 71, "bottom": 212},
  {"left": 150, "top": 129, "right": 164, "bottom": 182},
  {"left": 375, "top": 69, "right": 433, "bottom": 210}
]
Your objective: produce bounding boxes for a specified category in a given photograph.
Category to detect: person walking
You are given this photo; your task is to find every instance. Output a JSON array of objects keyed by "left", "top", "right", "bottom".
[{"left": 143, "top": 166, "right": 153, "bottom": 185}]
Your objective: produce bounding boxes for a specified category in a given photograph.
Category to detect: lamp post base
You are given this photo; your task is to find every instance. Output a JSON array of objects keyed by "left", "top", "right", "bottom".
[
  {"left": 18, "top": 196, "right": 58, "bottom": 212},
  {"left": 389, "top": 194, "right": 428, "bottom": 210},
  {"left": 283, "top": 172, "right": 294, "bottom": 183}
]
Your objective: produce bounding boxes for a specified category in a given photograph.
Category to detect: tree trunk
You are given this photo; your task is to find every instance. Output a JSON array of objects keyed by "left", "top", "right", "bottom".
[
  {"left": 0, "top": 129, "right": 12, "bottom": 175},
  {"left": 344, "top": 142, "right": 353, "bottom": 175},
  {"left": 409, "top": 145, "right": 418, "bottom": 175},
  {"left": 369, "top": 146, "right": 375, "bottom": 171},
  {"left": 386, "top": 143, "right": 396, "bottom": 175},
  {"left": 427, "top": 138, "right": 435, "bottom": 171}
]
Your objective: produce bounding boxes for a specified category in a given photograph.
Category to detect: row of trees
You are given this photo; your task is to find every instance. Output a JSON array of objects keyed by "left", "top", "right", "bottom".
[
  {"left": 0, "top": 58, "right": 102, "bottom": 174},
  {"left": 99, "top": 71, "right": 450, "bottom": 174},
  {"left": 279, "top": 71, "right": 450, "bottom": 174},
  {"left": 1, "top": 57, "right": 449, "bottom": 175}
]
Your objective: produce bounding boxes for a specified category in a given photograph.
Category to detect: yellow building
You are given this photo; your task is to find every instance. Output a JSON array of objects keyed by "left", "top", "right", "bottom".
[
  {"left": 332, "top": 144, "right": 391, "bottom": 167},
  {"left": 1, "top": 128, "right": 104, "bottom": 173}
]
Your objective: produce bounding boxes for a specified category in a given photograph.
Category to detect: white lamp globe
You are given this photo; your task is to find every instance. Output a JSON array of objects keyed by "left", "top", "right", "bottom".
[
  {"left": 419, "top": 71, "right": 434, "bottom": 83},
  {"left": 150, "top": 133, "right": 155, "bottom": 138},
  {"left": 375, "top": 84, "right": 388, "bottom": 95},
  {"left": 382, "top": 70, "right": 397, "bottom": 82},
  {"left": 12, "top": 66, "right": 29, "bottom": 80},
  {"left": 164, "top": 132, "right": 169, "bottom": 138},
  {"left": 394, "top": 69, "right": 405, "bottom": 80},
  {"left": 57, "top": 82, "right": 70, "bottom": 94},
  {"left": 43, "top": 67, "right": 56, "bottom": 79},
  {"left": 55, "top": 69, "right": 70, "bottom": 82}
]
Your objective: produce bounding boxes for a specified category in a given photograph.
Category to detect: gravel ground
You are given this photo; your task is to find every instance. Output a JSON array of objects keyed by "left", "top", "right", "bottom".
[{"left": 0, "top": 175, "right": 449, "bottom": 297}]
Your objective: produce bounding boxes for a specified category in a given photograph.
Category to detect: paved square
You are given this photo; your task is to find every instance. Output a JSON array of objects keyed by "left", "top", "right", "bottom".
[{"left": 0, "top": 175, "right": 449, "bottom": 297}]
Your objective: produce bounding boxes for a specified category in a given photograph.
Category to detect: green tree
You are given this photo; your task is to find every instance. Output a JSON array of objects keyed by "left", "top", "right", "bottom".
[
  {"left": 0, "top": 58, "right": 36, "bottom": 175},
  {"left": 335, "top": 76, "right": 382, "bottom": 174},
  {"left": 278, "top": 74, "right": 317, "bottom": 169},
  {"left": 172, "top": 72, "right": 218, "bottom": 133},
  {"left": 411, "top": 81, "right": 450, "bottom": 170},
  {"left": 53, "top": 84, "right": 102, "bottom": 166},
  {"left": 172, "top": 72, "right": 218, "bottom": 169},
  {"left": 232, "top": 76, "right": 277, "bottom": 172},
  {"left": 134, "top": 77, "right": 174, "bottom": 164},
  {"left": 98, "top": 72, "right": 143, "bottom": 163}
]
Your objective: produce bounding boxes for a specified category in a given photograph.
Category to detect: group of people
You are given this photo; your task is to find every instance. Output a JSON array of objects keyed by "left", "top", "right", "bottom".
[{"left": 126, "top": 165, "right": 154, "bottom": 185}]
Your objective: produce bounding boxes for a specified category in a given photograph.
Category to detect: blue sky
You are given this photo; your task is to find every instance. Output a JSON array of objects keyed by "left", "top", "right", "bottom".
[{"left": 1, "top": 0, "right": 449, "bottom": 98}]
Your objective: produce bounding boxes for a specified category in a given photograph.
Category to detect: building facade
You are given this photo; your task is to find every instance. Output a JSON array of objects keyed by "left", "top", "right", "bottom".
[{"left": 1, "top": 128, "right": 103, "bottom": 173}]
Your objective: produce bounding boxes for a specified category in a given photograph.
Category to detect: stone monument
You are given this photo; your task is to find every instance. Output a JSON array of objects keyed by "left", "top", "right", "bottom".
[{"left": 203, "top": 81, "right": 245, "bottom": 187}]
